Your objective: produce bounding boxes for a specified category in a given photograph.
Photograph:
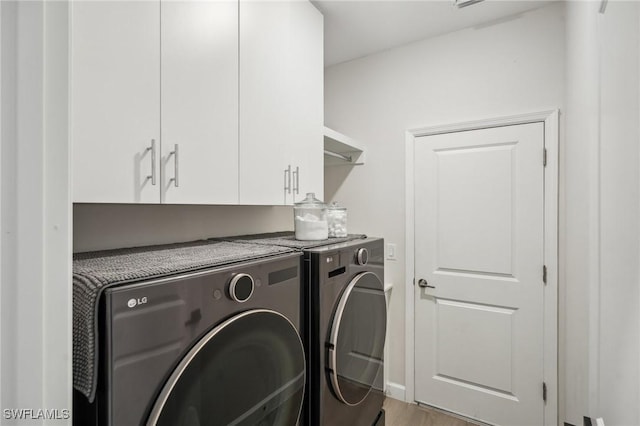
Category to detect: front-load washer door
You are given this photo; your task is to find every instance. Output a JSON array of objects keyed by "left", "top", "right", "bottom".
[
  {"left": 146, "top": 309, "right": 305, "bottom": 426},
  {"left": 328, "top": 271, "right": 387, "bottom": 406}
]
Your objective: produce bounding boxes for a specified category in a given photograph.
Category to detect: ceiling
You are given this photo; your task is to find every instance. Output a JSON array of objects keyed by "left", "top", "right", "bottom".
[{"left": 312, "top": 0, "right": 556, "bottom": 67}]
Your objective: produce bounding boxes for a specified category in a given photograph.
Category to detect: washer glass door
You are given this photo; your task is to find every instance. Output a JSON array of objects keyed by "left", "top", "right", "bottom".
[
  {"left": 147, "top": 309, "right": 305, "bottom": 426},
  {"left": 328, "top": 271, "right": 387, "bottom": 406}
]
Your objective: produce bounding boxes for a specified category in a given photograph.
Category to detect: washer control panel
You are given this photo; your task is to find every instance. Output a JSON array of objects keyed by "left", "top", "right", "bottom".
[
  {"left": 355, "top": 248, "right": 369, "bottom": 266},
  {"left": 228, "top": 273, "right": 255, "bottom": 303}
]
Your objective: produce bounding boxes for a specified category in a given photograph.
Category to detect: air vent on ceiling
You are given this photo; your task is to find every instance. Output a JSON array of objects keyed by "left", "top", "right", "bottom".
[{"left": 455, "top": 0, "right": 485, "bottom": 8}]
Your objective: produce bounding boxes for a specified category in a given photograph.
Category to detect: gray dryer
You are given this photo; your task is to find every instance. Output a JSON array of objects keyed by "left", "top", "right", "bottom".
[{"left": 75, "top": 251, "right": 305, "bottom": 426}]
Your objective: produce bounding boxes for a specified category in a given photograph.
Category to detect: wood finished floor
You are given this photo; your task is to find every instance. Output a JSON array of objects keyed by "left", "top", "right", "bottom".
[{"left": 383, "top": 398, "right": 482, "bottom": 426}]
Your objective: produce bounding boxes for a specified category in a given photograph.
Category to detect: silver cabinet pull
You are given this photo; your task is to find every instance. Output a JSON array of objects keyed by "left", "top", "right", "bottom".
[
  {"left": 293, "top": 166, "right": 299, "bottom": 195},
  {"left": 146, "top": 139, "right": 157, "bottom": 185},
  {"left": 418, "top": 278, "right": 435, "bottom": 289},
  {"left": 168, "top": 144, "right": 179, "bottom": 187},
  {"left": 284, "top": 165, "right": 292, "bottom": 194}
]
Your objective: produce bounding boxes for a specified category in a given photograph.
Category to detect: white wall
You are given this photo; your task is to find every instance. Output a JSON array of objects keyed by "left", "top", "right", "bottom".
[
  {"left": 43, "top": 1, "right": 72, "bottom": 419},
  {"left": 596, "top": 1, "right": 640, "bottom": 424},
  {"left": 563, "top": 2, "right": 640, "bottom": 424},
  {"left": 563, "top": 2, "right": 599, "bottom": 423},
  {"left": 1, "top": 1, "right": 72, "bottom": 424},
  {"left": 325, "top": 0, "right": 565, "bottom": 407},
  {"left": 0, "top": 0, "right": 15, "bottom": 414},
  {"left": 73, "top": 204, "right": 293, "bottom": 252},
  {"left": 1, "top": 3, "right": 47, "bottom": 421}
]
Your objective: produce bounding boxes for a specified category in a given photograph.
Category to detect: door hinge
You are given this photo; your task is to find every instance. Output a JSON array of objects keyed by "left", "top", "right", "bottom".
[
  {"left": 543, "top": 382, "right": 547, "bottom": 402},
  {"left": 543, "top": 265, "right": 547, "bottom": 284},
  {"left": 543, "top": 148, "right": 548, "bottom": 167}
]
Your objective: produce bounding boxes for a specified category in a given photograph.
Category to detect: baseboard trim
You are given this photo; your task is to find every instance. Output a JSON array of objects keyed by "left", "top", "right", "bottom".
[{"left": 385, "top": 382, "right": 406, "bottom": 401}]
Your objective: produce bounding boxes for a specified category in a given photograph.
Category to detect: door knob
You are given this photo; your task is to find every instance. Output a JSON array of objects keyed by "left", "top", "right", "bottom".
[{"left": 418, "top": 278, "right": 435, "bottom": 289}]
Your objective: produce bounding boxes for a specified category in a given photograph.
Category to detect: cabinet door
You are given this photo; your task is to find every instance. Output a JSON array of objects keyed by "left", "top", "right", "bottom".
[
  {"left": 289, "top": 1, "right": 323, "bottom": 203},
  {"left": 239, "top": 0, "right": 323, "bottom": 205},
  {"left": 161, "top": 0, "right": 239, "bottom": 204},
  {"left": 239, "top": 0, "right": 293, "bottom": 205},
  {"left": 71, "top": 1, "right": 160, "bottom": 203}
]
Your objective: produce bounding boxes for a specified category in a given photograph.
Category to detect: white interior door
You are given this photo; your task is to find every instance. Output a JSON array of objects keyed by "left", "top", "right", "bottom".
[{"left": 414, "top": 123, "right": 545, "bottom": 425}]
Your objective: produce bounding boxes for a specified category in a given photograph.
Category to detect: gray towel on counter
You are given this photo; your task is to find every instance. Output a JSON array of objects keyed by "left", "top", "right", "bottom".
[
  {"left": 217, "top": 231, "right": 367, "bottom": 249},
  {"left": 73, "top": 240, "right": 296, "bottom": 402}
]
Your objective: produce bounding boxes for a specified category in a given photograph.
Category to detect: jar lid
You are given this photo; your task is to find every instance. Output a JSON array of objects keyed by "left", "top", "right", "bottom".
[
  {"left": 294, "top": 192, "right": 326, "bottom": 207},
  {"left": 327, "top": 201, "right": 346, "bottom": 211}
]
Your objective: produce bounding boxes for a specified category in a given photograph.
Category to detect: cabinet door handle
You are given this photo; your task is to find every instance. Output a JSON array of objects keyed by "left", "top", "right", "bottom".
[
  {"left": 293, "top": 166, "right": 299, "bottom": 195},
  {"left": 169, "top": 144, "right": 179, "bottom": 187},
  {"left": 146, "top": 139, "right": 157, "bottom": 185},
  {"left": 284, "top": 165, "right": 292, "bottom": 194}
]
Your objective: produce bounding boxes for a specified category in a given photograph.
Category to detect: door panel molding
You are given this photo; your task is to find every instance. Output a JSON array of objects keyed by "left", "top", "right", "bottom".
[{"left": 404, "top": 109, "right": 559, "bottom": 426}]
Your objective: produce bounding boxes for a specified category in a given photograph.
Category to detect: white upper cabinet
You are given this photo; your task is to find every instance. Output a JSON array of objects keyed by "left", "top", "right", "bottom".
[
  {"left": 239, "top": 0, "right": 323, "bottom": 205},
  {"left": 161, "top": 1, "right": 239, "bottom": 205},
  {"left": 288, "top": 0, "right": 324, "bottom": 203},
  {"left": 72, "top": 1, "right": 161, "bottom": 203},
  {"left": 238, "top": 0, "right": 292, "bottom": 205},
  {"left": 72, "top": 0, "right": 322, "bottom": 206}
]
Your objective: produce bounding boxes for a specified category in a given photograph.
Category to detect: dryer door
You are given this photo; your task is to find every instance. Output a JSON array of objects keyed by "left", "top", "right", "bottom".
[
  {"left": 328, "top": 271, "right": 387, "bottom": 406},
  {"left": 146, "top": 309, "right": 305, "bottom": 426}
]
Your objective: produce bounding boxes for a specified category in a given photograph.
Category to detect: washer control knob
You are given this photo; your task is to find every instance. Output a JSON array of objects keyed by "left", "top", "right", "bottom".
[
  {"left": 229, "top": 273, "right": 254, "bottom": 303},
  {"left": 355, "top": 248, "right": 369, "bottom": 266}
]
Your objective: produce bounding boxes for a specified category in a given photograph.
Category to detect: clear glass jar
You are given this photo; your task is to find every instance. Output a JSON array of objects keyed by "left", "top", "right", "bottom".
[
  {"left": 327, "top": 202, "right": 347, "bottom": 238},
  {"left": 293, "top": 193, "right": 328, "bottom": 240}
]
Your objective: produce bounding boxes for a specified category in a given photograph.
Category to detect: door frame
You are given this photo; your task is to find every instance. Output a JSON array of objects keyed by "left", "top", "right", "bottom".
[{"left": 404, "top": 110, "right": 559, "bottom": 425}]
